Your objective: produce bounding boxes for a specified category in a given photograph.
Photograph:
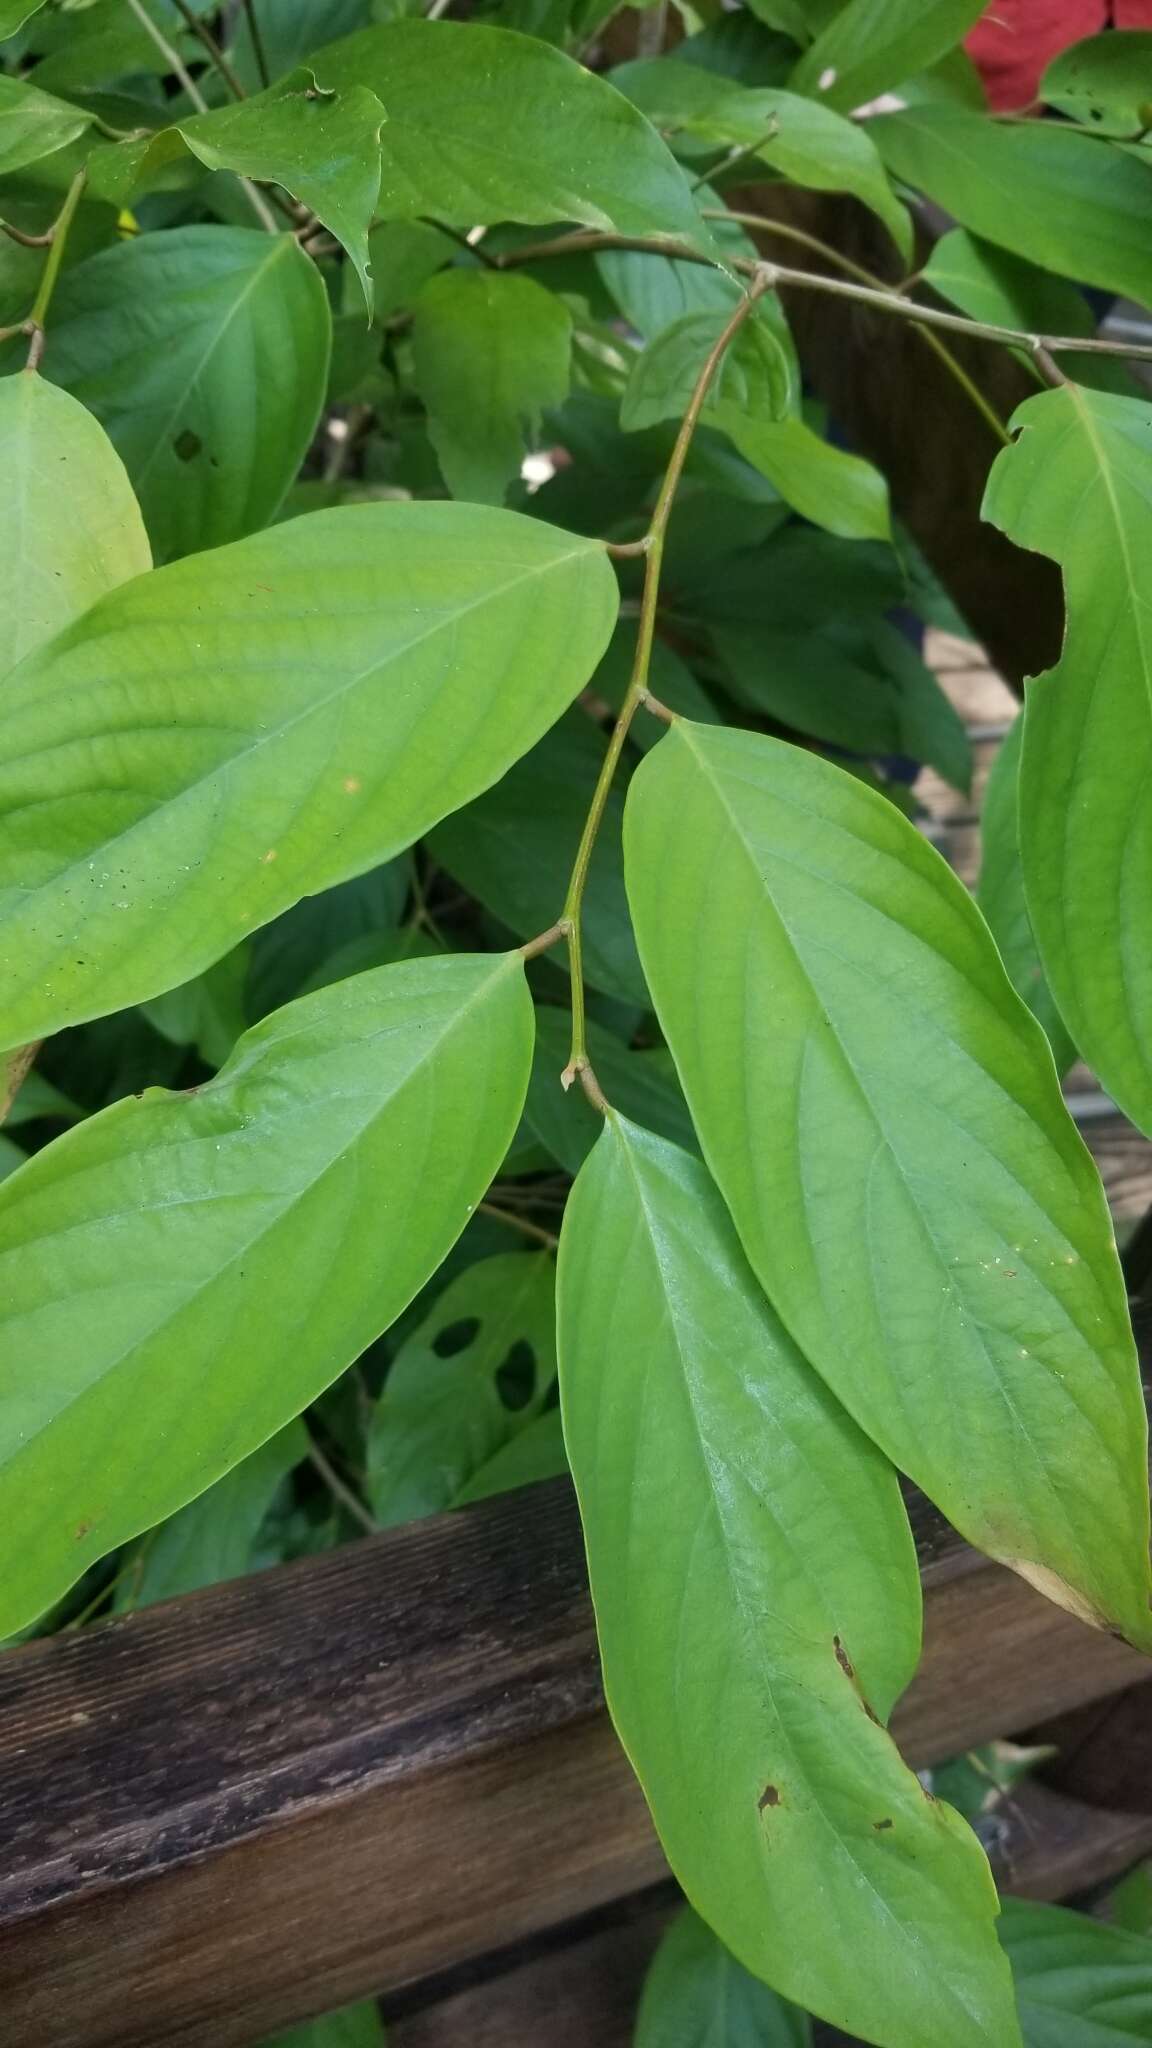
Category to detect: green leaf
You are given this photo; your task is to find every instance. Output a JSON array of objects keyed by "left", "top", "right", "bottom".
[
  {"left": 613, "top": 59, "right": 912, "bottom": 260},
  {"left": 636, "top": 1907, "right": 811, "bottom": 2048},
  {"left": 789, "top": 0, "right": 987, "bottom": 115},
  {"left": 921, "top": 228, "right": 1132, "bottom": 396},
  {"left": 367, "top": 1251, "right": 556, "bottom": 1526},
  {"left": 0, "top": 951, "right": 533, "bottom": 1634},
  {"left": 621, "top": 304, "right": 793, "bottom": 436},
  {"left": 872, "top": 108, "right": 1152, "bottom": 311},
  {"left": 311, "top": 20, "right": 709, "bottom": 245},
  {"left": 114, "top": 1422, "right": 306, "bottom": 1613},
  {"left": 984, "top": 384, "right": 1152, "bottom": 1133},
  {"left": 976, "top": 715, "right": 1076, "bottom": 1076},
  {"left": 142, "top": 946, "right": 250, "bottom": 1071},
  {"left": 525, "top": 1004, "right": 696, "bottom": 1173},
  {"left": 363, "top": 218, "right": 452, "bottom": 322},
  {"left": 257, "top": 1999, "right": 388, "bottom": 2048},
  {"left": 0, "top": 501, "right": 618, "bottom": 1052},
  {"left": 428, "top": 713, "right": 643, "bottom": 1005},
  {"left": 249, "top": 862, "right": 410, "bottom": 1018},
  {"left": 0, "top": 373, "right": 151, "bottom": 680},
  {"left": 593, "top": 622, "right": 719, "bottom": 752},
  {"left": 1000, "top": 1897, "right": 1152, "bottom": 2044},
  {"left": 412, "top": 270, "right": 572, "bottom": 506},
  {"left": 624, "top": 722, "right": 1152, "bottom": 1647},
  {"left": 597, "top": 202, "right": 777, "bottom": 348},
  {"left": 1111, "top": 1865, "right": 1152, "bottom": 1941},
  {"left": 1042, "top": 32, "right": 1152, "bottom": 139},
  {"left": 454, "top": 1407, "right": 567, "bottom": 1504},
  {"left": 715, "top": 410, "right": 890, "bottom": 541},
  {"left": 558, "top": 1116, "right": 1018, "bottom": 2045},
  {"left": 228, "top": 0, "right": 373, "bottom": 93},
  {"left": 0, "top": 0, "right": 46, "bottom": 36},
  {"left": 0, "top": 74, "right": 91, "bottom": 178},
  {"left": 36, "top": 227, "right": 330, "bottom": 563}
]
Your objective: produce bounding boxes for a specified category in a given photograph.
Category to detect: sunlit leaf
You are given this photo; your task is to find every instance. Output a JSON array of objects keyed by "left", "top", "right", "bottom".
[
  {"left": 558, "top": 1116, "right": 1018, "bottom": 2045},
  {"left": 412, "top": 270, "right": 572, "bottom": 505},
  {"left": 625, "top": 721, "right": 1152, "bottom": 1647},
  {"left": 0, "top": 951, "right": 534, "bottom": 1634},
  {"left": 977, "top": 715, "right": 1076, "bottom": 1075}
]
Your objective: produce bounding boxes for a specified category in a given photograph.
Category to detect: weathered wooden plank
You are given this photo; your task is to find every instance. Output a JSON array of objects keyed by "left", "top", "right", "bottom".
[{"left": 1, "top": 1452, "right": 1149, "bottom": 2048}]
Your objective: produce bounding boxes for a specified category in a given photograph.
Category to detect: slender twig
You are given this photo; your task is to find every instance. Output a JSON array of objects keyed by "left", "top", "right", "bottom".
[
  {"left": 240, "top": 0, "right": 271, "bottom": 89},
  {"left": 520, "top": 919, "right": 571, "bottom": 961},
  {"left": 0, "top": 219, "right": 53, "bottom": 249},
  {"left": 122, "top": 0, "right": 278, "bottom": 232},
  {"left": 560, "top": 275, "right": 773, "bottom": 1095},
  {"left": 690, "top": 124, "right": 779, "bottom": 194},
  {"left": 22, "top": 167, "right": 86, "bottom": 367},
  {"left": 306, "top": 1436, "right": 377, "bottom": 1535},
  {"left": 478, "top": 1202, "right": 559, "bottom": 1250},
  {"left": 169, "top": 0, "right": 248, "bottom": 100},
  {"left": 423, "top": 217, "right": 499, "bottom": 269}
]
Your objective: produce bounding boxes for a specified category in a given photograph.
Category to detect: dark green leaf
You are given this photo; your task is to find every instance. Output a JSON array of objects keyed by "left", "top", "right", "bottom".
[
  {"left": 142, "top": 947, "right": 250, "bottom": 1070},
  {"left": 624, "top": 722, "right": 1152, "bottom": 1647},
  {"left": 248, "top": 862, "right": 410, "bottom": 1018},
  {"left": 0, "top": 951, "right": 534, "bottom": 1634},
  {"left": 228, "top": 0, "right": 372, "bottom": 93},
  {"left": 592, "top": 621, "right": 719, "bottom": 752},
  {"left": 789, "top": 0, "right": 986, "bottom": 115},
  {"left": 0, "top": 503, "right": 617, "bottom": 1051},
  {"left": 363, "top": 219, "right": 452, "bottom": 321},
  {"left": 0, "top": 74, "right": 91, "bottom": 177},
  {"left": 1001, "top": 1897, "right": 1152, "bottom": 2044},
  {"left": 976, "top": 715, "right": 1076, "bottom": 1075},
  {"left": 558, "top": 1116, "right": 1017, "bottom": 2044},
  {"left": 412, "top": 270, "right": 572, "bottom": 505},
  {"left": 621, "top": 304, "right": 793, "bottom": 436},
  {"left": 636, "top": 1907, "right": 811, "bottom": 2048},
  {"left": 0, "top": 0, "right": 46, "bottom": 36},
  {"left": 257, "top": 1999, "right": 388, "bottom": 2048},
  {"left": 1042, "top": 32, "right": 1152, "bottom": 139},
  {"left": 114, "top": 1423, "right": 306, "bottom": 1613}
]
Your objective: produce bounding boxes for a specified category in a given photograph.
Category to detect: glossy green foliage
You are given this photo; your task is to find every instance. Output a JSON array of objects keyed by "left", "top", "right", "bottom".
[
  {"left": 0, "top": 73, "right": 90, "bottom": 176},
  {"left": 789, "top": 0, "right": 987, "bottom": 113},
  {"left": 873, "top": 109, "right": 1152, "bottom": 310},
  {"left": 636, "top": 1907, "right": 811, "bottom": 2048},
  {"left": 0, "top": 503, "right": 617, "bottom": 1050},
  {"left": 114, "top": 1424, "right": 307, "bottom": 1613},
  {"left": 312, "top": 20, "right": 707, "bottom": 243},
  {"left": 977, "top": 716, "right": 1076, "bottom": 1076},
  {"left": 985, "top": 385, "right": 1152, "bottom": 1132},
  {"left": 1001, "top": 1898, "right": 1152, "bottom": 2044},
  {"left": 625, "top": 722, "right": 1152, "bottom": 1648},
  {"left": 1042, "top": 31, "right": 1152, "bottom": 138},
  {"left": 558, "top": 1118, "right": 1018, "bottom": 2046},
  {"left": 0, "top": 953, "right": 533, "bottom": 1634},
  {"left": 31, "top": 228, "right": 329, "bottom": 563},
  {"left": 367, "top": 1251, "right": 556, "bottom": 1526},
  {"left": 412, "top": 270, "right": 572, "bottom": 505},
  {"left": 0, "top": 372, "right": 150, "bottom": 678}
]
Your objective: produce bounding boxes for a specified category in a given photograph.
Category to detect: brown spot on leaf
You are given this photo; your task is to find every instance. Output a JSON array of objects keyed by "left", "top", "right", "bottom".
[
  {"left": 74, "top": 1520, "right": 92, "bottom": 1541},
  {"left": 173, "top": 428, "right": 202, "bottom": 462},
  {"left": 758, "top": 1784, "right": 780, "bottom": 1813},
  {"left": 873, "top": 1818, "right": 893, "bottom": 1831},
  {"left": 833, "top": 1634, "right": 855, "bottom": 1680}
]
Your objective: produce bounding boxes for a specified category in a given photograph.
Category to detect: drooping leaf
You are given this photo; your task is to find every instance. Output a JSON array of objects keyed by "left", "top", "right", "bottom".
[
  {"left": 0, "top": 74, "right": 91, "bottom": 178},
  {"left": 1042, "top": 32, "right": 1152, "bottom": 139},
  {"left": 0, "top": 502, "right": 618, "bottom": 1052},
  {"left": 873, "top": 108, "right": 1152, "bottom": 310},
  {"left": 558, "top": 1116, "right": 1018, "bottom": 2045},
  {"left": 454, "top": 1407, "right": 567, "bottom": 1503},
  {"left": 984, "top": 384, "right": 1152, "bottom": 1132},
  {"left": 620, "top": 303, "right": 794, "bottom": 437},
  {"left": 412, "top": 270, "right": 572, "bottom": 505},
  {"left": 636, "top": 1907, "right": 811, "bottom": 2048},
  {"left": 367, "top": 1251, "right": 556, "bottom": 1525},
  {"left": 114, "top": 1423, "right": 307, "bottom": 1613},
  {"left": 428, "top": 713, "right": 643, "bottom": 1005},
  {"left": 976, "top": 715, "right": 1076, "bottom": 1076},
  {"left": 789, "top": 0, "right": 987, "bottom": 115},
  {"left": 1000, "top": 1897, "right": 1152, "bottom": 2044},
  {"left": 613, "top": 58, "right": 912, "bottom": 260},
  {"left": 0, "top": 951, "right": 534, "bottom": 1634},
  {"left": 310, "top": 20, "right": 709, "bottom": 244},
  {"left": 525, "top": 1004, "right": 696, "bottom": 1173},
  {"left": 714, "top": 410, "right": 890, "bottom": 541},
  {"left": 257, "top": 1998, "right": 388, "bottom": 2048},
  {"left": 35, "top": 227, "right": 331, "bottom": 562},
  {"left": 624, "top": 721, "right": 1152, "bottom": 1647},
  {"left": 0, "top": 373, "right": 150, "bottom": 680}
]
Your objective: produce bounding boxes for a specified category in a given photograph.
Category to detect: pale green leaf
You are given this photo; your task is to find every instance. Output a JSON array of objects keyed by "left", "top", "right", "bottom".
[
  {"left": 789, "top": 0, "right": 986, "bottom": 115},
  {"left": 1042, "top": 32, "right": 1152, "bottom": 139},
  {"left": 636, "top": 1907, "right": 811, "bottom": 2048},
  {"left": 872, "top": 109, "right": 1152, "bottom": 311},
  {"left": 0, "top": 374, "right": 151, "bottom": 680},
  {"left": 114, "top": 1422, "right": 307, "bottom": 1613},
  {"left": 558, "top": 1116, "right": 1017, "bottom": 2045},
  {"left": 311, "top": 20, "right": 709, "bottom": 245},
  {"left": 258, "top": 1998, "right": 387, "bottom": 2048},
  {"left": 0, "top": 74, "right": 91, "bottom": 178},
  {"left": 976, "top": 715, "right": 1076, "bottom": 1076},
  {"left": 412, "top": 270, "right": 572, "bottom": 506},
  {"left": 624, "top": 722, "right": 1152, "bottom": 1647},
  {"left": 36, "top": 227, "right": 330, "bottom": 562},
  {"left": 716, "top": 410, "right": 890, "bottom": 541},
  {"left": 621, "top": 304, "right": 793, "bottom": 435},
  {"left": 613, "top": 59, "right": 912, "bottom": 260},
  {"left": 984, "top": 384, "right": 1152, "bottom": 1133},
  {"left": 1001, "top": 1897, "right": 1152, "bottom": 2044},
  {"left": 0, "top": 951, "right": 533, "bottom": 1634},
  {"left": 367, "top": 1251, "right": 555, "bottom": 1525},
  {"left": 454, "top": 1407, "right": 567, "bottom": 1503},
  {"left": 0, "top": 502, "right": 618, "bottom": 1052},
  {"left": 525, "top": 1004, "right": 696, "bottom": 1174}
]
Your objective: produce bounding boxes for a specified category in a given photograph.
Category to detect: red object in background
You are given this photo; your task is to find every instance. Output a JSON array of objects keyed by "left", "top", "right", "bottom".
[{"left": 967, "top": 1, "right": 1152, "bottom": 111}]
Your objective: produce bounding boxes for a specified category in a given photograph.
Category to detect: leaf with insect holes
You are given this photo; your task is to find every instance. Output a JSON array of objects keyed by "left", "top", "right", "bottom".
[
  {"left": 984, "top": 384, "right": 1152, "bottom": 1133},
  {"left": 624, "top": 721, "right": 1152, "bottom": 1649},
  {"left": 367, "top": 1251, "right": 556, "bottom": 1526},
  {"left": 0, "top": 952, "right": 534, "bottom": 1636},
  {"left": 0, "top": 374, "right": 150, "bottom": 681},
  {"left": 788, "top": 0, "right": 987, "bottom": 115},
  {"left": 558, "top": 1117, "right": 1018, "bottom": 2046},
  {"left": 0, "top": 501, "right": 618, "bottom": 1053},
  {"left": 412, "top": 270, "right": 573, "bottom": 506},
  {"left": 1042, "top": 31, "right": 1152, "bottom": 139}
]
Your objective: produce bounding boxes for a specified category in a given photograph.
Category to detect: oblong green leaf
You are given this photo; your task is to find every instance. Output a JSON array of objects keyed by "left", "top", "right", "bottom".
[
  {"left": 789, "top": 0, "right": 986, "bottom": 114},
  {"left": 716, "top": 410, "right": 890, "bottom": 541},
  {"left": 0, "top": 73, "right": 90, "bottom": 177},
  {"left": 35, "top": 227, "right": 331, "bottom": 562},
  {"left": 0, "top": 951, "right": 533, "bottom": 1634},
  {"left": 0, "top": 372, "right": 151, "bottom": 680},
  {"left": 558, "top": 1116, "right": 1018, "bottom": 2045},
  {"left": 624, "top": 721, "right": 1152, "bottom": 1647},
  {"left": 977, "top": 714, "right": 1076, "bottom": 1076},
  {"left": 621, "top": 305, "right": 793, "bottom": 437},
  {"left": 311, "top": 20, "right": 708, "bottom": 245},
  {"left": 636, "top": 1906, "right": 811, "bottom": 2048},
  {"left": 983, "top": 385, "right": 1152, "bottom": 1132},
  {"left": 0, "top": 502, "right": 618, "bottom": 1051},
  {"left": 1001, "top": 1897, "right": 1152, "bottom": 2044},
  {"left": 412, "top": 270, "right": 573, "bottom": 506}
]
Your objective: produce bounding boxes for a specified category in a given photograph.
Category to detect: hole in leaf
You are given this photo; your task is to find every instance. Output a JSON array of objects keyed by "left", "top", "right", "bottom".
[
  {"left": 495, "top": 1339, "right": 536, "bottom": 1411},
  {"left": 173, "top": 428, "right": 203, "bottom": 462},
  {"left": 432, "top": 1316, "right": 480, "bottom": 1359}
]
